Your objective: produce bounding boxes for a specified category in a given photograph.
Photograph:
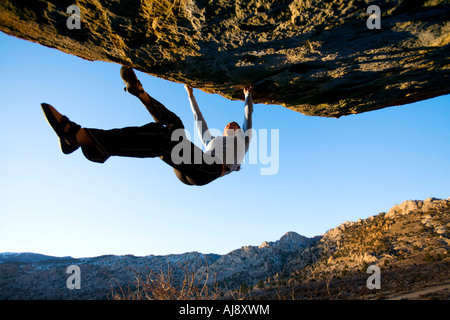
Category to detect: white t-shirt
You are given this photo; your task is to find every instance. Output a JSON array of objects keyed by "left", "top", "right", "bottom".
[{"left": 188, "top": 93, "right": 254, "bottom": 175}]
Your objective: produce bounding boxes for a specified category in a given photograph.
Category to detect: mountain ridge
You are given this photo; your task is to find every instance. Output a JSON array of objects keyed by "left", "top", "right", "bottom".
[
  {"left": 0, "top": 252, "right": 73, "bottom": 264},
  {"left": 0, "top": 196, "right": 448, "bottom": 299},
  {"left": 0, "top": 230, "right": 315, "bottom": 265}
]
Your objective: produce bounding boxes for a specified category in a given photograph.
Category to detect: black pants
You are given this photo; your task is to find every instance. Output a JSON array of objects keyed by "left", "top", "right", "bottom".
[{"left": 80, "top": 94, "right": 223, "bottom": 186}]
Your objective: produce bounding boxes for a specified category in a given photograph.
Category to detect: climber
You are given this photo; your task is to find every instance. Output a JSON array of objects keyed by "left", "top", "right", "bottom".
[{"left": 41, "top": 66, "right": 254, "bottom": 186}]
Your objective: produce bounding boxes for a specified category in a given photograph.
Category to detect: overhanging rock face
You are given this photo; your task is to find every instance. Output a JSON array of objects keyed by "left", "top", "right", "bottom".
[{"left": 0, "top": 0, "right": 449, "bottom": 117}]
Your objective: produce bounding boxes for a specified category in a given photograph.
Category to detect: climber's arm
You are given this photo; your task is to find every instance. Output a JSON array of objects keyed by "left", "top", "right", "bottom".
[
  {"left": 242, "top": 87, "right": 254, "bottom": 151},
  {"left": 242, "top": 87, "right": 253, "bottom": 132},
  {"left": 185, "top": 85, "right": 214, "bottom": 148}
]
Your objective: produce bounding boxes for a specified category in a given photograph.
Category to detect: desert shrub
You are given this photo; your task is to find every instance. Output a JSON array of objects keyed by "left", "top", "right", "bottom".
[{"left": 112, "top": 263, "right": 223, "bottom": 300}]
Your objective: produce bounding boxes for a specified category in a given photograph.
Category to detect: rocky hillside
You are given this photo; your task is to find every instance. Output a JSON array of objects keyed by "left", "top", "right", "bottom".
[
  {"left": 0, "top": 197, "right": 448, "bottom": 300},
  {"left": 0, "top": 232, "right": 318, "bottom": 300},
  {"left": 0, "top": 0, "right": 449, "bottom": 117},
  {"left": 0, "top": 252, "right": 220, "bottom": 300},
  {"left": 257, "top": 197, "right": 450, "bottom": 299},
  {"left": 194, "top": 231, "right": 319, "bottom": 288},
  {"left": 295, "top": 197, "right": 450, "bottom": 279}
]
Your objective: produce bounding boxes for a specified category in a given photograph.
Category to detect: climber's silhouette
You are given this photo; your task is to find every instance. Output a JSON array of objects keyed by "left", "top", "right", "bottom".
[{"left": 41, "top": 67, "right": 254, "bottom": 186}]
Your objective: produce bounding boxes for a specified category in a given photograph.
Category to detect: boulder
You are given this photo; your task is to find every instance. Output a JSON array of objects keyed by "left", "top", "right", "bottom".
[{"left": 0, "top": 0, "right": 449, "bottom": 117}]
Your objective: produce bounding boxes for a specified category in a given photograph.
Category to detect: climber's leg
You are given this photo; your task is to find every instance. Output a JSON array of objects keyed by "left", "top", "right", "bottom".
[
  {"left": 82, "top": 123, "right": 222, "bottom": 185},
  {"left": 80, "top": 123, "right": 173, "bottom": 163},
  {"left": 120, "top": 66, "right": 183, "bottom": 131}
]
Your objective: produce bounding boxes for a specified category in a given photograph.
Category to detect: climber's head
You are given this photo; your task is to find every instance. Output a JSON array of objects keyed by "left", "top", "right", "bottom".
[{"left": 223, "top": 121, "right": 241, "bottom": 136}]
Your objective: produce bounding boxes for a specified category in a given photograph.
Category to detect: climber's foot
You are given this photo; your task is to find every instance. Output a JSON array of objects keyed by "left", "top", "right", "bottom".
[
  {"left": 120, "top": 66, "right": 144, "bottom": 97},
  {"left": 41, "top": 103, "right": 81, "bottom": 154}
]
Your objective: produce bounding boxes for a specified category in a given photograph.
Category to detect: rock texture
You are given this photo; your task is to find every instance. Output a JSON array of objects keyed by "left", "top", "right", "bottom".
[
  {"left": 1, "top": 0, "right": 449, "bottom": 117},
  {"left": 286, "top": 197, "right": 450, "bottom": 284}
]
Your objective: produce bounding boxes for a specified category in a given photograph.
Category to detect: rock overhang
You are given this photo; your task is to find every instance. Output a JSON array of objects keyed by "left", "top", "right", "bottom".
[{"left": 0, "top": 0, "right": 449, "bottom": 117}]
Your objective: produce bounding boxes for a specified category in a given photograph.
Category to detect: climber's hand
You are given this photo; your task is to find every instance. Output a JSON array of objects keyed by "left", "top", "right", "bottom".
[{"left": 184, "top": 84, "right": 194, "bottom": 97}]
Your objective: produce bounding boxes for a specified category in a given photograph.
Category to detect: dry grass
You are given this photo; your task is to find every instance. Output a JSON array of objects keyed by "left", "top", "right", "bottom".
[{"left": 111, "top": 262, "right": 225, "bottom": 300}]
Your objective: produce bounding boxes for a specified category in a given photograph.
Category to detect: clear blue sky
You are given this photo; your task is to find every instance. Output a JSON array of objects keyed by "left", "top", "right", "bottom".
[{"left": 0, "top": 32, "right": 449, "bottom": 258}]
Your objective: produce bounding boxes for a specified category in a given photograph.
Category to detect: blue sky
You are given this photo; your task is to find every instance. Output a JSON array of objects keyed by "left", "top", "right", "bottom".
[{"left": 0, "top": 32, "right": 449, "bottom": 258}]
